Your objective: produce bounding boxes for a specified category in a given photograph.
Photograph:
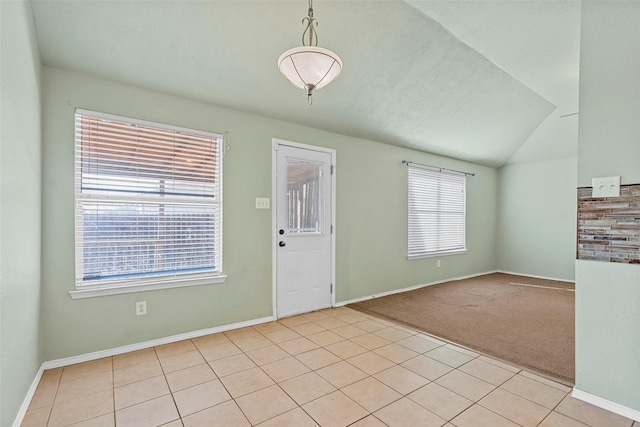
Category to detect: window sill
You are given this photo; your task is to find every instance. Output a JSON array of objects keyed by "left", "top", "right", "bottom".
[
  {"left": 408, "top": 249, "right": 467, "bottom": 261},
  {"left": 69, "top": 275, "right": 228, "bottom": 299}
]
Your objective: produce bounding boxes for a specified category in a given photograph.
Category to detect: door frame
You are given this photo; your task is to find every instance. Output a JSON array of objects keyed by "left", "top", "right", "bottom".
[{"left": 271, "top": 138, "right": 336, "bottom": 319}]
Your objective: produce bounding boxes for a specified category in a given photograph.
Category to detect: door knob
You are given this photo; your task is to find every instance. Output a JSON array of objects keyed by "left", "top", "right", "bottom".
[{"left": 279, "top": 241, "right": 286, "bottom": 247}]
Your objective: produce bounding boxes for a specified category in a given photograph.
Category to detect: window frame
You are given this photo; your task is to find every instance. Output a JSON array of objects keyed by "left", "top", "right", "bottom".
[
  {"left": 407, "top": 164, "right": 467, "bottom": 260},
  {"left": 70, "top": 109, "right": 226, "bottom": 299}
]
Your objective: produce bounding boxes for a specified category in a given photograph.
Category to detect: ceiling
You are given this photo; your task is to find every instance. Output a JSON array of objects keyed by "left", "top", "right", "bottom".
[{"left": 29, "top": 0, "right": 581, "bottom": 168}]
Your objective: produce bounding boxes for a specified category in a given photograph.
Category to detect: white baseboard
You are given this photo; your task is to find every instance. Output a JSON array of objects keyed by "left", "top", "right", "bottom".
[
  {"left": 11, "top": 365, "right": 45, "bottom": 427},
  {"left": 497, "top": 270, "right": 575, "bottom": 283},
  {"left": 334, "top": 270, "right": 499, "bottom": 306},
  {"left": 572, "top": 388, "right": 640, "bottom": 422},
  {"left": 43, "top": 315, "right": 275, "bottom": 370},
  {"left": 13, "top": 315, "right": 275, "bottom": 426}
]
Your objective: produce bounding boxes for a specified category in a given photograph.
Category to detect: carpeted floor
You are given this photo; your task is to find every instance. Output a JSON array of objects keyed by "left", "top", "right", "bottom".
[{"left": 349, "top": 273, "right": 575, "bottom": 384}]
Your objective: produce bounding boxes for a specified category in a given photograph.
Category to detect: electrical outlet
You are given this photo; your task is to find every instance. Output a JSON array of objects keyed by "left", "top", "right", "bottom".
[
  {"left": 136, "top": 301, "right": 147, "bottom": 316},
  {"left": 592, "top": 176, "right": 620, "bottom": 197},
  {"left": 437, "top": 259, "right": 441, "bottom": 268}
]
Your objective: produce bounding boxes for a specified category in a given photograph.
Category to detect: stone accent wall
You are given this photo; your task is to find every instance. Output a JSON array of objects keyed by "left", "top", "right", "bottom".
[{"left": 577, "top": 184, "right": 640, "bottom": 263}]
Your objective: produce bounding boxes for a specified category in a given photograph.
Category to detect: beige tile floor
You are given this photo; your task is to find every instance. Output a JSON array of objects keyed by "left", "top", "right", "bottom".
[{"left": 21, "top": 306, "right": 639, "bottom": 427}]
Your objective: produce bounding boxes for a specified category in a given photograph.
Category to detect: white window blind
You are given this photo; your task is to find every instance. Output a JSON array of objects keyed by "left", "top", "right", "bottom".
[
  {"left": 408, "top": 164, "right": 466, "bottom": 259},
  {"left": 74, "top": 109, "right": 223, "bottom": 292}
]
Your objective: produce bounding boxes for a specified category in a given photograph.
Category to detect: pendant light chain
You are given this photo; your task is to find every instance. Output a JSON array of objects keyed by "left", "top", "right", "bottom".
[{"left": 302, "top": 0, "right": 318, "bottom": 47}]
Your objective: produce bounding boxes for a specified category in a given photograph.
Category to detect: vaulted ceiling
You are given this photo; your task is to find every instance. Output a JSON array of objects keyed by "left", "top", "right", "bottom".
[{"left": 30, "top": 0, "right": 581, "bottom": 168}]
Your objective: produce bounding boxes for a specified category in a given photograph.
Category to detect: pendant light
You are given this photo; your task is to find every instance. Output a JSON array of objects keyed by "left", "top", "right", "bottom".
[{"left": 277, "top": 0, "right": 343, "bottom": 105}]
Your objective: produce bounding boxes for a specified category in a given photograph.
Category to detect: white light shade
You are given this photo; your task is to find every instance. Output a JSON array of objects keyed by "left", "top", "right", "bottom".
[{"left": 278, "top": 46, "right": 342, "bottom": 90}]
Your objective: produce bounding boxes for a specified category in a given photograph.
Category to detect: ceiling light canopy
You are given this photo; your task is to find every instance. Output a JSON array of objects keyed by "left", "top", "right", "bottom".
[{"left": 277, "top": 0, "right": 342, "bottom": 105}]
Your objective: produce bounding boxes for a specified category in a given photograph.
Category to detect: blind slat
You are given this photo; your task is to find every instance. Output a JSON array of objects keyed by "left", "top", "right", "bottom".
[
  {"left": 75, "top": 110, "right": 223, "bottom": 288},
  {"left": 408, "top": 165, "right": 466, "bottom": 257}
]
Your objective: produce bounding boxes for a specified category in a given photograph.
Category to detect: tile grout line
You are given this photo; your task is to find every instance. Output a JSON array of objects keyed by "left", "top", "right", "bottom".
[
  {"left": 111, "top": 379, "right": 115, "bottom": 427},
  {"left": 222, "top": 325, "right": 300, "bottom": 425},
  {"left": 360, "top": 325, "right": 551, "bottom": 426},
  {"left": 158, "top": 345, "right": 182, "bottom": 426},
  {"left": 544, "top": 392, "right": 592, "bottom": 427},
  {"left": 474, "top": 387, "right": 552, "bottom": 427},
  {"left": 189, "top": 335, "right": 252, "bottom": 425},
  {"left": 364, "top": 312, "right": 580, "bottom": 427},
  {"left": 254, "top": 318, "right": 374, "bottom": 426},
  {"left": 32, "top": 308, "right": 597, "bottom": 427},
  {"left": 43, "top": 370, "right": 62, "bottom": 427}
]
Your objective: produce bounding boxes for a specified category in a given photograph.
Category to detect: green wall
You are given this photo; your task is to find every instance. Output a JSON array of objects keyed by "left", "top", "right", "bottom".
[
  {"left": 0, "top": 1, "right": 43, "bottom": 425},
  {"left": 576, "top": 1, "right": 640, "bottom": 412},
  {"left": 497, "top": 157, "right": 577, "bottom": 281},
  {"left": 41, "top": 66, "right": 497, "bottom": 361}
]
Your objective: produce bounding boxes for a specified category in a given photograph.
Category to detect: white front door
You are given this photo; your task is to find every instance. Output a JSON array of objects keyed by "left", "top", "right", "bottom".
[{"left": 275, "top": 142, "right": 334, "bottom": 318}]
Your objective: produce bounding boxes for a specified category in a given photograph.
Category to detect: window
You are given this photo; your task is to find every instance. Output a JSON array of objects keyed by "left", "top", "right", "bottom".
[
  {"left": 72, "top": 109, "right": 224, "bottom": 298},
  {"left": 287, "top": 159, "right": 323, "bottom": 234},
  {"left": 408, "top": 164, "right": 466, "bottom": 259}
]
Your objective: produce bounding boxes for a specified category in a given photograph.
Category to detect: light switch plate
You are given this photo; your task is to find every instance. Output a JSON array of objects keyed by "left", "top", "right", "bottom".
[
  {"left": 592, "top": 176, "right": 620, "bottom": 197},
  {"left": 256, "top": 198, "right": 270, "bottom": 209}
]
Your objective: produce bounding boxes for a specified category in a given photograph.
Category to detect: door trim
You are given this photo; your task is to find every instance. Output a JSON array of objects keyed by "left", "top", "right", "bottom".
[{"left": 271, "top": 138, "right": 336, "bottom": 319}]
